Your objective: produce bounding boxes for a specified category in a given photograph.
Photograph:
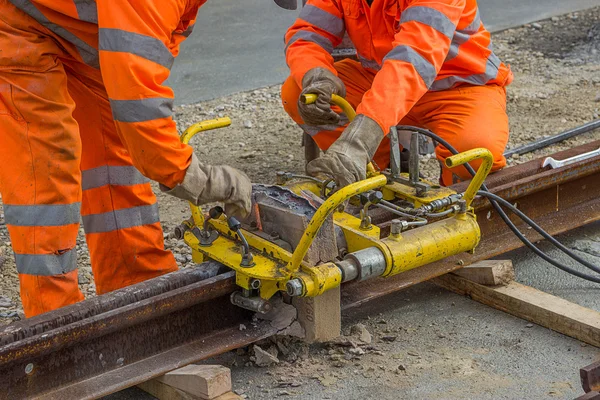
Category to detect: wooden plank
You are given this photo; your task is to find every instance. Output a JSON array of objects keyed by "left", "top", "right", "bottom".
[
  {"left": 138, "top": 365, "right": 232, "bottom": 400},
  {"left": 452, "top": 260, "right": 515, "bottom": 286},
  {"left": 433, "top": 273, "right": 600, "bottom": 348}
]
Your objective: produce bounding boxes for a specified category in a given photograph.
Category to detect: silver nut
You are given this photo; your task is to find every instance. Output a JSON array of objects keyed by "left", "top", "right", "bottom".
[{"left": 286, "top": 279, "right": 304, "bottom": 297}]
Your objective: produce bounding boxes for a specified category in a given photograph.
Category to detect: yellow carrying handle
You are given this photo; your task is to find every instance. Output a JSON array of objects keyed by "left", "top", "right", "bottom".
[
  {"left": 287, "top": 174, "right": 388, "bottom": 274},
  {"left": 445, "top": 148, "right": 493, "bottom": 208},
  {"left": 181, "top": 117, "right": 232, "bottom": 227},
  {"left": 301, "top": 93, "right": 377, "bottom": 176}
]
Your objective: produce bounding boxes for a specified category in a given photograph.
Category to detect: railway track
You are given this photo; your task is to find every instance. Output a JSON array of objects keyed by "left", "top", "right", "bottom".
[{"left": 1, "top": 140, "right": 599, "bottom": 400}]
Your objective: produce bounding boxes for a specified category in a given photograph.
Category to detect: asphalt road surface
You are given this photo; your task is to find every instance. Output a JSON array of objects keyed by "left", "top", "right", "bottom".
[{"left": 169, "top": 0, "right": 600, "bottom": 104}]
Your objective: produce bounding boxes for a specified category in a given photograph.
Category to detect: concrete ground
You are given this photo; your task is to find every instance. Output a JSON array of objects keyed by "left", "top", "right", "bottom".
[{"left": 171, "top": 0, "right": 600, "bottom": 104}]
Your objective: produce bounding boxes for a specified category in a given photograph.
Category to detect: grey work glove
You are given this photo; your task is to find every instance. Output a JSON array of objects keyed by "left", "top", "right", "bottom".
[
  {"left": 306, "top": 115, "right": 384, "bottom": 188},
  {"left": 298, "top": 67, "right": 346, "bottom": 126},
  {"left": 161, "top": 153, "right": 252, "bottom": 218}
]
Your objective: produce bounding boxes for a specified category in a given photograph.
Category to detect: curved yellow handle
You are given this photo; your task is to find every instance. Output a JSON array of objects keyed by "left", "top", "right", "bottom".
[
  {"left": 181, "top": 117, "right": 231, "bottom": 145},
  {"left": 181, "top": 117, "right": 232, "bottom": 227},
  {"left": 301, "top": 94, "right": 377, "bottom": 175},
  {"left": 301, "top": 93, "right": 357, "bottom": 122},
  {"left": 287, "top": 174, "right": 388, "bottom": 273},
  {"left": 445, "top": 148, "right": 493, "bottom": 207}
]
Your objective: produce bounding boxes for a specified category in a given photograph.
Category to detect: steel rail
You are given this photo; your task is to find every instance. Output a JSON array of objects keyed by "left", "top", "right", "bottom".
[{"left": 1, "top": 141, "right": 599, "bottom": 399}]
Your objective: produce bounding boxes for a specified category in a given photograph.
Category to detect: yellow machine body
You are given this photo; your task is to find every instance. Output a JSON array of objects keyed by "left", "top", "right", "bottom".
[{"left": 180, "top": 100, "right": 492, "bottom": 302}]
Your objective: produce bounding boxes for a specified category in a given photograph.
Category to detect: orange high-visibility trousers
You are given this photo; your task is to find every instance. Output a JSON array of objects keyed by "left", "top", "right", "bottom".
[
  {"left": 0, "top": 3, "right": 177, "bottom": 317},
  {"left": 282, "top": 59, "right": 509, "bottom": 185}
]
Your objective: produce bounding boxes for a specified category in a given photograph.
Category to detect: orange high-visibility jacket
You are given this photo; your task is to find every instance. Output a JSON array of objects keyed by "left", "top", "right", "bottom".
[
  {"left": 9, "top": 0, "right": 207, "bottom": 188},
  {"left": 285, "top": 0, "right": 513, "bottom": 132}
]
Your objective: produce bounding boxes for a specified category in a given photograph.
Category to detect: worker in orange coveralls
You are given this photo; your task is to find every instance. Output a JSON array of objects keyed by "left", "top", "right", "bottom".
[
  {"left": 0, "top": 0, "right": 252, "bottom": 317},
  {"left": 281, "top": 0, "right": 513, "bottom": 188}
]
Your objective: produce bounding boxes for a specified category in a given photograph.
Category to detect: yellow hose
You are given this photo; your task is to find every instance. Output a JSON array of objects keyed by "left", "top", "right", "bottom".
[
  {"left": 445, "top": 148, "right": 493, "bottom": 207},
  {"left": 287, "top": 174, "right": 388, "bottom": 273},
  {"left": 180, "top": 117, "right": 232, "bottom": 227}
]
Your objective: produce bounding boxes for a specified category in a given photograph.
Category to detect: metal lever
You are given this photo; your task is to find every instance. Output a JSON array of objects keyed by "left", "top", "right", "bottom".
[
  {"left": 228, "top": 217, "right": 255, "bottom": 267},
  {"left": 542, "top": 147, "right": 600, "bottom": 169}
]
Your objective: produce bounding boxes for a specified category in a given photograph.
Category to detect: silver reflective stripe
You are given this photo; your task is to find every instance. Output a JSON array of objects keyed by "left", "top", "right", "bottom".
[
  {"left": 430, "top": 46, "right": 501, "bottom": 91},
  {"left": 74, "top": 0, "right": 97, "bottom": 24},
  {"left": 4, "top": 203, "right": 81, "bottom": 227},
  {"left": 358, "top": 54, "right": 381, "bottom": 71},
  {"left": 445, "top": 8, "right": 481, "bottom": 61},
  {"left": 9, "top": 0, "right": 99, "bottom": 68},
  {"left": 15, "top": 250, "right": 77, "bottom": 276},
  {"left": 82, "top": 165, "right": 150, "bottom": 191},
  {"left": 463, "top": 7, "right": 481, "bottom": 34},
  {"left": 400, "top": 6, "right": 455, "bottom": 39},
  {"left": 99, "top": 28, "right": 174, "bottom": 70},
  {"left": 445, "top": 31, "right": 469, "bottom": 61},
  {"left": 285, "top": 30, "right": 334, "bottom": 54},
  {"left": 299, "top": 5, "right": 345, "bottom": 38},
  {"left": 383, "top": 45, "right": 437, "bottom": 88},
  {"left": 110, "top": 97, "right": 173, "bottom": 123},
  {"left": 82, "top": 203, "right": 160, "bottom": 234}
]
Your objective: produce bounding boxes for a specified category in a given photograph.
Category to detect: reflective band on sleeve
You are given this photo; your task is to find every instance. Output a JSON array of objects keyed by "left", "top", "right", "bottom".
[
  {"left": 358, "top": 54, "right": 382, "bottom": 71},
  {"left": 400, "top": 6, "right": 456, "bottom": 39},
  {"left": 383, "top": 45, "right": 437, "bottom": 88},
  {"left": 82, "top": 165, "right": 150, "bottom": 190},
  {"left": 299, "top": 5, "right": 345, "bottom": 38},
  {"left": 99, "top": 28, "right": 175, "bottom": 70},
  {"left": 463, "top": 7, "right": 481, "bottom": 34},
  {"left": 285, "top": 30, "right": 334, "bottom": 54},
  {"left": 109, "top": 97, "right": 173, "bottom": 123},
  {"left": 15, "top": 249, "right": 77, "bottom": 276},
  {"left": 73, "top": 0, "right": 97, "bottom": 24},
  {"left": 4, "top": 203, "right": 81, "bottom": 227},
  {"left": 445, "top": 8, "right": 482, "bottom": 61},
  {"left": 9, "top": 0, "right": 99, "bottom": 68},
  {"left": 431, "top": 48, "right": 501, "bottom": 91},
  {"left": 82, "top": 203, "right": 160, "bottom": 234}
]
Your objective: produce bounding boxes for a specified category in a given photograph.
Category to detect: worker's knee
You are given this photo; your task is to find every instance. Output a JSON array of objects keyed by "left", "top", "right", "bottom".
[
  {"left": 281, "top": 75, "right": 302, "bottom": 121},
  {"left": 436, "top": 124, "right": 509, "bottom": 185}
]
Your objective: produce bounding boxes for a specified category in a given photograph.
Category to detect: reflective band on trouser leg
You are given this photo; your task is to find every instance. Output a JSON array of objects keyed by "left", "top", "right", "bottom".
[
  {"left": 69, "top": 66, "right": 177, "bottom": 296},
  {"left": 0, "top": 8, "right": 87, "bottom": 317}
]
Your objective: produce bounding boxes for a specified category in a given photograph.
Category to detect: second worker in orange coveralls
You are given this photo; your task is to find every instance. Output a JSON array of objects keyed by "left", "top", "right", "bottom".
[
  {"left": 0, "top": 0, "right": 252, "bottom": 317},
  {"left": 282, "top": 0, "right": 513, "bottom": 187}
]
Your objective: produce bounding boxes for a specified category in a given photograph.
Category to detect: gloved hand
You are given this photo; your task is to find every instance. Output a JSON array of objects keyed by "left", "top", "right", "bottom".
[
  {"left": 307, "top": 114, "right": 384, "bottom": 188},
  {"left": 161, "top": 153, "right": 252, "bottom": 218},
  {"left": 298, "top": 67, "right": 346, "bottom": 126}
]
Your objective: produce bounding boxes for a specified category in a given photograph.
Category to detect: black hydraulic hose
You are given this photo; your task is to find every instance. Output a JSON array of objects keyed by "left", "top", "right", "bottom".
[
  {"left": 476, "top": 191, "right": 600, "bottom": 282},
  {"left": 477, "top": 191, "right": 600, "bottom": 273},
  {"left": 396, "top": 125, "right": 600, "bottom": 282}
]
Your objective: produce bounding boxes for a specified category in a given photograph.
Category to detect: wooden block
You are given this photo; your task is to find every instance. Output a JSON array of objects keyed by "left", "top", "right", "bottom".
[
  {"left": 293, "top": 285, "right": 341, "bottom": 343},
  {"left": 452, "top": 259, "right": 515, "bottom": 286},
  {"left": 150, "top": 364, "right": 231, "bottom": 400},
  {"left": 433, "top": 273, "right": 600, "bottom": 347},
  {"left": 138, "top": 379, "right": 196, "bottom": 400}
]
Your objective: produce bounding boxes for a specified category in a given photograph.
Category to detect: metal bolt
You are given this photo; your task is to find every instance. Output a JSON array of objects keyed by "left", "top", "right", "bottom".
[
  {"left": 25, "top": 363, "right": 33, "bottom": 375},
  {"left": 457, "top": 200, "right": 467, "bottom": 214},
  {"left": 250, "top": 279, "right": 261, "bottom": 289},
  {"left": 286, "top": 279, "right": 304, "bottom": 297}
]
